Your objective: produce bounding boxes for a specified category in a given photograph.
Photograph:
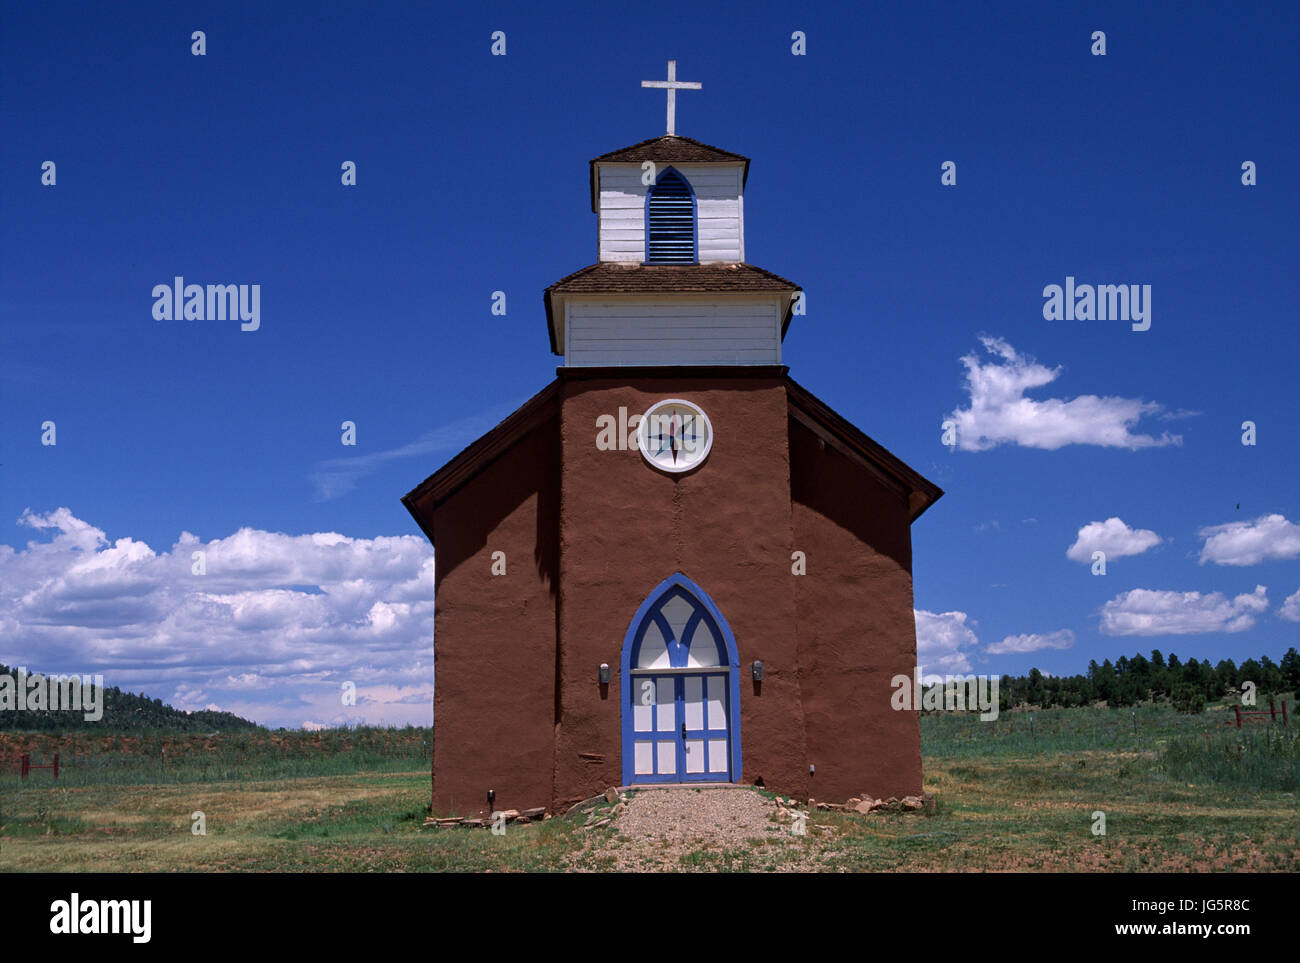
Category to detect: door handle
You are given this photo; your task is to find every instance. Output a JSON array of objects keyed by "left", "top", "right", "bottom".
[{"left": 681, "top": 722, "right": 687, "bottom": 739}]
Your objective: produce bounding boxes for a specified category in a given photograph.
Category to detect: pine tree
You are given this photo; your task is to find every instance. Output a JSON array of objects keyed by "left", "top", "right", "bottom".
[{"left": 1281, "top": 648, "right": 1300, "bottom": 690}]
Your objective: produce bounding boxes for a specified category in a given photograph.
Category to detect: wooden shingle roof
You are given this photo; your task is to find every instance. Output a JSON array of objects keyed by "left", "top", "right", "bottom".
[
  {"left": 589, "top": 135, "right": 750, "bottom": 211},
  {"left": 590, "top": 134, "right": 749, "bottom": 165},
  {"left": 548, "top": 262, "right": 796, "bottom": 294}
]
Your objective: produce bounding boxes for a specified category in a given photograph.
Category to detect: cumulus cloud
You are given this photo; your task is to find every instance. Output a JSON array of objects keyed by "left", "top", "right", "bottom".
[
  {"left": 1099, "top": 585, "right": 1268, "bottom": 636},
  {"left": 1198, "top": 514, "right": 1300, "bottom": 566},
  {"left": 0, "top": 508, "right": 434, "bottom": 728},
  {"left": 1279, "top": 588, "right": 1300, "bottom": 623},
  {"left": 986, "top": 629, "right": 1076, "bottom": 655},
  {"left": 170, "top": 683, "right": 219, "bottom": 712},
  {"left": 1066, "top": 517, "right": 1162, "bottom": 563},
  {"left": 945, "top": 337, "right": 1182, "bottom": 452},
  {"left": 914, "top": 609, "right": 979, "bottom": 678}
]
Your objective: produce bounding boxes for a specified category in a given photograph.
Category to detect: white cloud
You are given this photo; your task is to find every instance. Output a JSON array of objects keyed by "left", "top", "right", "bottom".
[
  {"left": 1099, "top": 585, "right": 1268, "bottom": 636},
  {"left": 0, "top": 508, "right": 435, "bottom": 728},
  {"left": 914, "top": 609, "right": 978, "bottom": 678},
  {"left": 945, "top": 337, "right": 1182, "bottom": 452},
  {"left": 17, "top": 506, "right": 107, "bottom": 553},
  {"left": 1066, "top": 517, "right": 1162, "bottom": 563},
  {"left": 1198, "top": 514, "right": 1300, "bottom": 566},
  {"left": 1279, "top": 588, "right": 1300, "bottom": 623},
  {"left": 986, "top": 629, "right": 1076, "bottom": 655},
  {"left": 170, "top": 683, "right": 214, "bottom": 711}
]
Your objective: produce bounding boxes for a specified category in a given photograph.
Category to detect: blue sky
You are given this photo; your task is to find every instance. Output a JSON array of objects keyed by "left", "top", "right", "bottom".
[{"left": 2, "top": 1, "right": 1297, "bottom": 727}]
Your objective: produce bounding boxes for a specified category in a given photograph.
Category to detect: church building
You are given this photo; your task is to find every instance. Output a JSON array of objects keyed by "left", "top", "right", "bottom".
[{"left": 402, "top": 64, "right": 943, "bottom": 816}]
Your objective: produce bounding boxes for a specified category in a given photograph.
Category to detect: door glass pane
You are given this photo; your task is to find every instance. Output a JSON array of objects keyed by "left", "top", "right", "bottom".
[
  {"left": 655, "top": 677, "right": 674, "bottom": 731},
  {"left": 637, "top": 622, "right": 670, "bottom": 669},
  {"left": 657, "top": 740, "right": 676, "bottom": 775},
  {"left": 684, "top": 739, "right": 705, "bottom": 774},
  {"left": 684, "top": 675, "right": 704, "bottom": 729},
  {"left": 706, "top": 675, "right": 725, "bottom": 730},
  {"left": 687, "top": 620, "right": 721, "bottom": 667},
  {"left": 634, "top": 741, "right": 653, "bottom": 775},
  {"left": 661, "top": 596, "right": 695, "bottom": 649},
  {"left": 708, "top": 739, "right": 727, "bottom": 773},
  {"left": 633, "top": 688, "right": 652, "bottom": 732}
]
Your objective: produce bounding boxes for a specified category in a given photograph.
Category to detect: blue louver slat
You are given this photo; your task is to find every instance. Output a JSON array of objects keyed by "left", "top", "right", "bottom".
[{"left": 646, "top": 170, "right": 696, "bottom": 263}]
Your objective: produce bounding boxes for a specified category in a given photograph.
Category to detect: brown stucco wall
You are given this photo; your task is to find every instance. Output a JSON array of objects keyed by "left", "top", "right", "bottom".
[
  {"left": 789, "top": 417, "right": 923, "bottom": 801},
  {"left": 553, "top": 369, "right": 811, "bottom": 808},
  {"left": 419, "top": 414, "right": 560, "bottom": 817},
  {"left": 410, "top": 371, "right": 926, "bottom": 815}
]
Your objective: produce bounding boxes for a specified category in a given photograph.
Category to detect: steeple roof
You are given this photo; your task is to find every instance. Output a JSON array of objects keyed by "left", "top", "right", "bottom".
[
  {"left": 548, "top": 261, "right": 795, "bottom": 294},
  {"left": 591, "top": 134, "right": 749, "bottom": 165},
  {"left": 589, "top": 135, "right": 750, "bottom": 211}
]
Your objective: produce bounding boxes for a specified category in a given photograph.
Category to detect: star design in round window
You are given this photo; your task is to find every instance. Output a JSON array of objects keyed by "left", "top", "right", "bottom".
[{"left": 637, "top": 398, "right": 713, "bottom": 473}]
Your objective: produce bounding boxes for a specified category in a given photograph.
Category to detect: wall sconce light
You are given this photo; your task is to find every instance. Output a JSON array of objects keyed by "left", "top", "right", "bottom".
[
  {"left": 751, "top": 661, "right": 764, "bottom": 681},
  {"left": 487, "top": 789, "right": 495, "bottom": 807},
  {"left": 809, "top": 764, "right": 815, "bottom": 775},
  {"left": 598, "top": 663, "right": 611, "bottom": 684}
]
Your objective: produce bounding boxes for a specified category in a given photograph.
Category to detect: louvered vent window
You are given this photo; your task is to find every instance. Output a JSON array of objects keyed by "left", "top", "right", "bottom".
[{"left": 646, "top": 169, "right": 696, "bottom": 263}]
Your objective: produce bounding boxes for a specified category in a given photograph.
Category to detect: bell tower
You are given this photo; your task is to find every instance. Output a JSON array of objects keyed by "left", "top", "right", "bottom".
[{"left": 545, "top": 61, "right": 801, "bottom": 367}]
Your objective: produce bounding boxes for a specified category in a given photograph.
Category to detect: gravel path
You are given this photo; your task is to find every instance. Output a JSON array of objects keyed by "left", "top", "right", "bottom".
[{"left": 565, "top": 787, "right": 837, "bottom": 872}]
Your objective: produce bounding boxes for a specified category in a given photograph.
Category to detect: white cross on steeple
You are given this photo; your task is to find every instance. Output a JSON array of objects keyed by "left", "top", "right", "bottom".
[{"left": 641, "top": 60, "right": 701, "bottom": 136}]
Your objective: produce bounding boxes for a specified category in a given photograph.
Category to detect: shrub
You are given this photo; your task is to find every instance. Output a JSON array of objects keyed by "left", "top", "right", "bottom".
[{"left": 1171, "top": 684, "right": 1205, "bottom": 714}]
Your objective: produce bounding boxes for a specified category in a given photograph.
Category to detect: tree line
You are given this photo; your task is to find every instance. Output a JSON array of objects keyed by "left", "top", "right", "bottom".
[
  {"left": 993, "top": 647, "right": 1300, "bottom": 712},
  {"left": 0, "top": 663, "right": 260, "bottom": 732}
]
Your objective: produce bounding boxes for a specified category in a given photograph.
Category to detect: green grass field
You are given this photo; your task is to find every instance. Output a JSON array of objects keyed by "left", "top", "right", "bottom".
[{"left": 2, "top": 701, "right": 1295, "bottom": 872}]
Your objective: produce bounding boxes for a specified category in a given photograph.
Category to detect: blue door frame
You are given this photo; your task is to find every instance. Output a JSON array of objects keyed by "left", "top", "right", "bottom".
[{"left": 620, "top": 573, "right": 742, "bottom": 785}]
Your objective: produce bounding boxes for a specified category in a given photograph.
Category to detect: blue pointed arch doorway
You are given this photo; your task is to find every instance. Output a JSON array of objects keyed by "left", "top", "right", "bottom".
[{"left": 620, "top": 573, "right": 742, "bottom": 785}]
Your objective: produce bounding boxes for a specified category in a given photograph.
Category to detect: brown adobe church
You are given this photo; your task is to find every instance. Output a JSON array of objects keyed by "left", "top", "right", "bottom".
[{"left": 402, "top": 64, "right": 942, "bottom": 817}]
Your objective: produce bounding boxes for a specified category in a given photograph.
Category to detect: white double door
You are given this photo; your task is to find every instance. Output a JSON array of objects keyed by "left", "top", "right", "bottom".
[{"left": 630, "top": 671, "right": 731, "bottom": 782}]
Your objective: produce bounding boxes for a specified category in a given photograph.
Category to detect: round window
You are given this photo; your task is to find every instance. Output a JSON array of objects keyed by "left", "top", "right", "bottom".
[{"left": 636, "top": 399, "right": 714, "bottom": 473}]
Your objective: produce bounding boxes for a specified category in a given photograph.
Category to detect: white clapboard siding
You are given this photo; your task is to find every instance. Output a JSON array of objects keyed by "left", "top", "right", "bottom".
[
  {"left": 597, "top": 163, "right": 745, "bottom": 263},
  {"left": 565, "top": 296, "right": 781, "bottom": 366}
]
